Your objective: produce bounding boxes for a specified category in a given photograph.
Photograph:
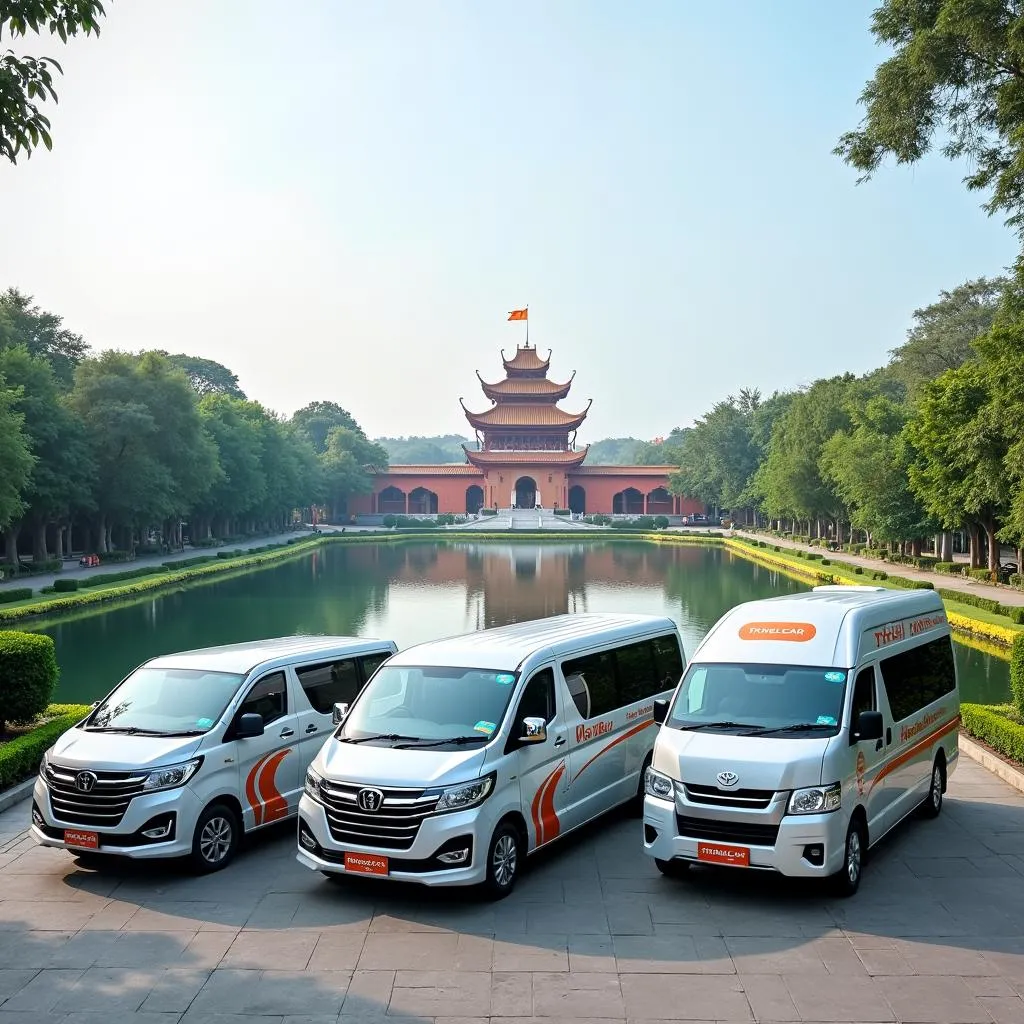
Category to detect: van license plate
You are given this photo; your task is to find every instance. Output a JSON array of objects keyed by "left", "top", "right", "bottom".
[
  {"left": 64, "top": 829, "right": 99, "bottom": 850},
  {"left": 343, "top": 852, "right": 389, "bottom": 876},
  {"left": 697, "top": 842, "right": 749, "bottom": 867}
]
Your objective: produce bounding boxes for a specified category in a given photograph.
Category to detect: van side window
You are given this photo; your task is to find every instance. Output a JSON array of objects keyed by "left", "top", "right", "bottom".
[
  {"left": 565, "top": 672, "right": 590, "bottom": 719},
  {"left": 359, "top": 651, "right": 391, "bottom": 682},
  {"left": 296, "top": 659, "right": 360, "bottom": 714},
  {"left": 652, "top": 634, "right": 684, "bottom": 689},
  {"left": 879, "top": 637, "right": 956, "bottom": 722},
  {"left": 615, "top": 641, "right": 659, "bottom": 704},
  {"left": 851, "top": 666, "right": 876, "bottom": 722},
  {"left": 514, "top": 669, "right": 555, "bottom": 725},
  {"left": 239, "top": 671, "right": 287, "bottom": 725},
  {"left": 561, "top": 651, "right": 617, "bottom": 718}
]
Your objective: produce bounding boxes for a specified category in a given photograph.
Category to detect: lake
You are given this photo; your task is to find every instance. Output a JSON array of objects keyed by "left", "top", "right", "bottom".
[{"left": 36, "top": 540, "right": 1011, "bottom": 706}]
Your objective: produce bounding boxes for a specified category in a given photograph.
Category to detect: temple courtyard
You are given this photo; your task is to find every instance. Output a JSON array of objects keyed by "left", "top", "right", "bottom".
[{"left": 0, "top": 758, "right": 1022, "bottom": 1023}]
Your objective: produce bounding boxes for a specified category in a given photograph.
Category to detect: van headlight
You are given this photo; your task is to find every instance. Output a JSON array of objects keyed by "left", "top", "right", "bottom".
[
  {"left": 644, "top": 766, "right": 675, "bottom": 800},
  {"left": 304, "top": 768, "right": 324, "bottom": 802},
  {"left": 142, "top": 758, "right": 202, "bottom": 792},
  {"left": 788, "top": 782, "right": 841, "bottom": 815},
  {"left": 433, "top": 773, "right": 495, "bottom": 813},
  {"left": 39, "top": 746, "right": 53, "bottom": 777}
]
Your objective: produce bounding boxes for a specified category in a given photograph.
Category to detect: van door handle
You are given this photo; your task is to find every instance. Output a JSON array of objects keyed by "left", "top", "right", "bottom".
[
  {"left": 305, "top": 724, "right": 318, "bottom": 734},
  {"left": 875, "top": 739, "right": 883, "bottom": 752},
  {"left": 554, "top": 737, "right": 566, "bottom": 747},
  {"left": 280, "top": 728, "right": 295, "bottom": 738},
  {"left": 886, "top": 727, "right": 892, "bottom": 745}
]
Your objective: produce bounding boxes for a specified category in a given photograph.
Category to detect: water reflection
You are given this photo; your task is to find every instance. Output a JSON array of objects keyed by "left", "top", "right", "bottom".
[{"left": 36, "top": 541, "right": 1009, "bottom": 707}]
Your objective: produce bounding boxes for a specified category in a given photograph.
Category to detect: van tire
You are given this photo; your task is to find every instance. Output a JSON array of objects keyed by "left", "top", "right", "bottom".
[
  {"left": 831, "top": 818, "right": 865, "bottom": 897},
  {"left": 921, "top": 758, "right": 944, "bottom": 819},
  {"left": 189, "top": 802, "right": 240, "bottom": 873},
  {"left": 655, "top": 857, "right": 690, "bottom": 878},
  {"left": 482, "top": 820, "right": 522, "bottom": 900}
]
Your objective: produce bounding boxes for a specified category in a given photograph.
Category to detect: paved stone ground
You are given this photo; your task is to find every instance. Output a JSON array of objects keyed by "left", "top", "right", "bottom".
[{"left": 1, "top": 757, "right": 1023, "bottom": 1023}]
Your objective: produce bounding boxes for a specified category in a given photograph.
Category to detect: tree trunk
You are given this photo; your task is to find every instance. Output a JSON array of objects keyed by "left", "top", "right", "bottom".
[
  {"left": 55, "top": 524, "right": 64, "bottom": 561},
  {"left": 32, "top": 518, "right": 48, "bottom": 563},
  {"left": 96, "top": 513, "right": 108, "bottom": 554},
  {"left": 4, "top": 523, "right": 20, "bottom": 569},
  {"left": 986, "top": 522, "right": 1000, "bottom": 572},
  {"left": 968, "top": 524, "right": 982, "bottom": 568}
]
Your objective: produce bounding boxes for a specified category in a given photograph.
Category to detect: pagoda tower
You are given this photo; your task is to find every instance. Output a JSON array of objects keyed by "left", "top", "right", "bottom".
[{"left": 461, "top": 344, "right": 591, "bottom": 509}]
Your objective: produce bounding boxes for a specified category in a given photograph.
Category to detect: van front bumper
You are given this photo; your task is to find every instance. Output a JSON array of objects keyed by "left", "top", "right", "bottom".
[
  {"left": 30, "top": 775, "right": 202, "bottom": 860},
  {"left": 296, "top": 793, "right": 491, "bottom": 886},
  {"left": 642, "top": 794, "right": 848, "bottom": 878}
]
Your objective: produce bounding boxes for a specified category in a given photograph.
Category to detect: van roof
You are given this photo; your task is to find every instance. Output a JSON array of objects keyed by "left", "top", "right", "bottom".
[
  {"left": 144, "top": 635, "right": 395, "bottom": 675},
  {"left": 692, "top": 586, "right": 946, "bottom": 668},
  {"left": 388, "top": 613, "right": 679, "bottom": 672}
]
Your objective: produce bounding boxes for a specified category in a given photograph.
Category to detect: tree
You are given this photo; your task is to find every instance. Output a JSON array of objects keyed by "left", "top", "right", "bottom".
[
  {"left": 1, "top": 1, "right": 105, "bottom": 163},
  {"left": 292, "top": 401, "right": 363, "bottom": 455},
  {"left": 0, "top": 287, "right": 87, "bottom": 387},
  {"left": 905, "top": 362, "right": 1010, "bottom": 569},
  {"left": 161, "top": 353, "right": 246, "bottom": 399},
  {"left": 0, "top": 372, "right": 32, "bottom": 531},
  {"left": 889, "top": 276, "right": 1009, "bottom": 393},
  {"left": 836, "top": 1, "right": 1024, "bottom": 231},
  {"left": 320, "top": 427, "right": 388, "bottom": 521}
]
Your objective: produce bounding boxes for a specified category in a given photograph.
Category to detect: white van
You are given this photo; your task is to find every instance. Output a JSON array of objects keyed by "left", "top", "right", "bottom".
[
  {"left": 31, "top": 636, "right": 397, "bottom": 872},
  {"left": 643, "top": 586, "right": 959, "bottom": 895},
  {"left": 297, "top": 613, "right": 685, "bottom": 898}
]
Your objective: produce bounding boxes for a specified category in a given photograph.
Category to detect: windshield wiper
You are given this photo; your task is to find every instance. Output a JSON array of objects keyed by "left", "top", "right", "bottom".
[
  {"left": 762, "top": 722, "right": 836, "bottom": 734},
  {"left": 393, "top": 735, "right": 491, "bottom": 749},
  {"left": 84, "top": 726, "right": 167, "bottom": 736},
  {"left": 679, "top": 721, "right": 771, "bottom": 734},
  {"left": 338, "top": 733, "right": 422, "bottom": 745}
]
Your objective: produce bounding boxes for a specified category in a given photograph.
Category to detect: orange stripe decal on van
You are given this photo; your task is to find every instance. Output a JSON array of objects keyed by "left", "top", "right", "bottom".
[
  {"left": 256, "top": 750, "right": 292, "bottom": 824},
  {"left": 572, "top": 719, "right": 654, "bottom": 783},
  {"left": 245, "top": 753, "right": 274, "bottom": 826},
  {"left": 530, "top": 761, "right": 565, "bottom": 847},
  {"left": 867, "top": 715, "right": 959, "bottom": 795}
]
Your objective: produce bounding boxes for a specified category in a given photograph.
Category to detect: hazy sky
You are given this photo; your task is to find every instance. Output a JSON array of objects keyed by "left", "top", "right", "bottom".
[{"left": 0, "top": 1, "right": 1016, "bottom": 444}]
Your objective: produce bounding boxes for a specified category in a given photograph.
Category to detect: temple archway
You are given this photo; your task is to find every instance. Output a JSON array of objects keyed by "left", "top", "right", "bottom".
[
  {"left": 646, "top": 487, "right": 672, "bottom": 515},
  {"left": 568, "top": 485, "right": 586, "bottom": 515},
  {"left": 613, "top": 487, "right": 644, "bottom": 515},
  {"left": 515, "top": 476, "right": 537, "bottom": 509},
  {"left": 465, "top": 485, "right": 484, "bottom": 514},
  {"left": 377, "top": 486, "right": 406, "bottom": 514},
  {"left": 408, "top": 487, "right": 439, "bottom": 516}
]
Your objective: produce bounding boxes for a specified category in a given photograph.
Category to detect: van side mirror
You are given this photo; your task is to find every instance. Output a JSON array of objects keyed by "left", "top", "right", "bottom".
[
  {"left": 332, "top": 702, "right": 350, "bottom": 725},
  {"left": 652, "top": 699, "right": 669, "bottom": 725},
  {"left": 852, "top": 710, "right": 883, "bottom": 743},
  {"left": 519, "top": 717, "right": 547, "bottom": 744},
  {"left": 235, "top": 713, "right": 265, "bottom": 739}
]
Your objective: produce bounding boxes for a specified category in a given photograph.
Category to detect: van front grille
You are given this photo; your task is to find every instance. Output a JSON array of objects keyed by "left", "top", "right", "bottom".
[
  {"left": 683, "top": 783, "right": 775, "bottom": 810},
  {"left": 44, "top": 763, "right": 147, "bottom": 828},
  {"left": 676, "top": 813, "right": 780, "bottom": 847},
  {"left": 319, "top": 781, "right": 439, "bottom": 851}
]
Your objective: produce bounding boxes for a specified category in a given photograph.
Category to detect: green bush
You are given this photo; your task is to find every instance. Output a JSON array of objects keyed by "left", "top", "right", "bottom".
[
  {"left": 0, "top": 588, "right": 32, "bottom": 604},
  {"left": 1009, "top": 573, "right": 1023, "bottom": 589},
  {"left": 480, "top": 508, "right": 498, "bottom": 517},
  {"left": 820, "top": 558, "right": 831, "bottom": 566},
  {"left": 653, "top": 515, "right": 669, "bottom": 529},
  {"left": 1008, "top": 607, "right": 1024, "bottom": 625},
  {"left": 82, "top": 566, "right": 166, "bottom": 587},
  {"left": 98, "top": 549, "right": 134, "bottom": 563},
  {"left": 1012, "top": 636, "right": 1024, "bottom": 718},
  {"left": 968, "top": 568, "right": 997, "bottom": 583},
  {"left": 0, "top": 632, "right": 59, "bottom": 731},
  {"left": 936, "top": 588, "right": 1003, "bottom": 615},
  {"left": 0, "top": 704, "right": 91, "bottom": 789},
  {"left": 853, "top": 566, "right": 864, "bottom": 574},
  {"left": 53, "top": 579, "right": 79, "bottom": 593},
  {"left": 961, "top": 703, "right": 1024, "bottom": 766},
  {"left": 935, "top": 562, "right": 962, "bottom": 575}
]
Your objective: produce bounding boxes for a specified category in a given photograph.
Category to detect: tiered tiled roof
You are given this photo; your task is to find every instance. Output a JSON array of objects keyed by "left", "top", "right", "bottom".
[
  {"left": 461, "top": 398, "right": 591, "bottom": 430},
  {"left": 477, "top": 371, "right": 574, "bottom": 403},
  {"left": 501, "top": 346, "right": 550, "bottom": 375},
  {"left": 463, "top": 446, "right": 590, "bottom": 468}
]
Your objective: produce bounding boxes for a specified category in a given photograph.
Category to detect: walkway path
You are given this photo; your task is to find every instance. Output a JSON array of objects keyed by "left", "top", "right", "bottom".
[
  {"left": 0, "top": 757, "right": 1021, "bottom": 1022},
  {"left": 731, "top": 528, "right": 1024, "bottom": 609}
]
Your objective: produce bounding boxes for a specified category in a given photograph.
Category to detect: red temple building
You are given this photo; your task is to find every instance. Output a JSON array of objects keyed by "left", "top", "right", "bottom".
[{"left": 349, "top": 343, "right": 701, "bottom": 519}]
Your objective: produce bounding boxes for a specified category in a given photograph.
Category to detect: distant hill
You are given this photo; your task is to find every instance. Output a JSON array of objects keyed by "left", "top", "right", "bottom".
[
  {"left": 585, "top": 437, "right": 645, "bottom": 464},
  {"left": 376, "top": 435, "right": 471, "bottom": 463}
]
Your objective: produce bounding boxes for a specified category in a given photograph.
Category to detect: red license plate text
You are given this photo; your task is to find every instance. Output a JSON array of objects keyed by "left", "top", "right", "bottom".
[
  {"left": 343, "top": 852, "right": 389, "bottom": 876},
  {"left": 697, "top": 841, "right": 749, "bottom": 867},
  {"left": 64, "top": 829, "right": 99, "bottom": 850}
]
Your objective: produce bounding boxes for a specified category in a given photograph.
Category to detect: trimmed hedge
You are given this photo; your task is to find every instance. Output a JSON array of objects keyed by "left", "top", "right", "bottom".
[
  {"left": 0, "top": 588, "right": 32, "bottom": 604},
  {"left": 82, "top": 565, "right": 168, "bottom": 588},
  {"left": 53, "top": 579, "right": 79, "bottom": 592},
  {"left": 0, "top": 704, "right": 92, "bottom": 790},
  {"left": 1012, "top": 635, "right": 1024, "bottom": 717},
  {"left": 961, "top": 703, "right": 1024, "bottom": 766},
  {"left": 0, "top": 632, "right": 59, "bottom": 730}
]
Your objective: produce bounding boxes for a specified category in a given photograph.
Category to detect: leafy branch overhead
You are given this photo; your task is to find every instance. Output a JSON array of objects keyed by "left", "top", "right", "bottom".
[
  {"left": 1, "top": 1, "right": 106, "bottom": 163},
  {"left": 835, "top": 0, "right": 1024, "bottom": 230}
]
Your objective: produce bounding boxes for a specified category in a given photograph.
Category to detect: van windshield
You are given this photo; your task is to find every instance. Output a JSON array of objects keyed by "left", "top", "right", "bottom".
[
  {"left": 666, "top": 662, "right": 849, "bottom": 737},
  {"left": 86, "top": 667, "right": 245, "bottom": 735},
  {"left": 338, "top": 665, "right": 520, "bottom": 748}
]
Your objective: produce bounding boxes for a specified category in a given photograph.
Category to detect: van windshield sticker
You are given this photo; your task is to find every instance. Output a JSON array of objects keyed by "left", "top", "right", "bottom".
[
  {"left": 196, "top": 717, "right": 214, "bottom": 729},
  {"left": 738, "top": 621, "right": 817, "bottom": 642},
  {"left": 495, "top": 674, "right": 515, "bottom": 685},
  {"left": 816, "top": 715, "right": 838, "bottom": 726},
  {"left": 824, "top": 671, "right": 845, "bottom": 683},
  {"left": 474, "top": 720, "right": 496, "bottom": 735}
]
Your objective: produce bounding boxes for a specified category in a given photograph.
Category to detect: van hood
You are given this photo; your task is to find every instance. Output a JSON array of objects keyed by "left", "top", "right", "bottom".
[
  {"left": 315, "top": 741, "right": 488, "bottom": 789},
  {"left": 49, "top": 726, "right": 204, "bottom": 771},
  {"left": 653, "top": 727, "right": 830, "bottom": 792}
]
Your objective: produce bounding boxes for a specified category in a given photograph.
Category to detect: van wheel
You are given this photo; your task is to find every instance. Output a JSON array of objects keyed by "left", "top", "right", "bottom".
[
  {"left": 921, "top": 758, "right": 944, "bottom": 819},
  {"left": 655, "top": 857, "right": 690, "bottom": 878},
  {"left": 189, "top": 802, "right": 240, "bottom": 873},
  {"left": 482, "top": 821, "right": 522, "bottom": 900},
  {"left": 831, "top": 818, "right": 865, "bottom": 897}
]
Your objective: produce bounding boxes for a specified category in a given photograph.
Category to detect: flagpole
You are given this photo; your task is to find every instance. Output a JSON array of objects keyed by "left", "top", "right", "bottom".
[{"left": 526, "top": 305, "right": 529, "bottom": 347}]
